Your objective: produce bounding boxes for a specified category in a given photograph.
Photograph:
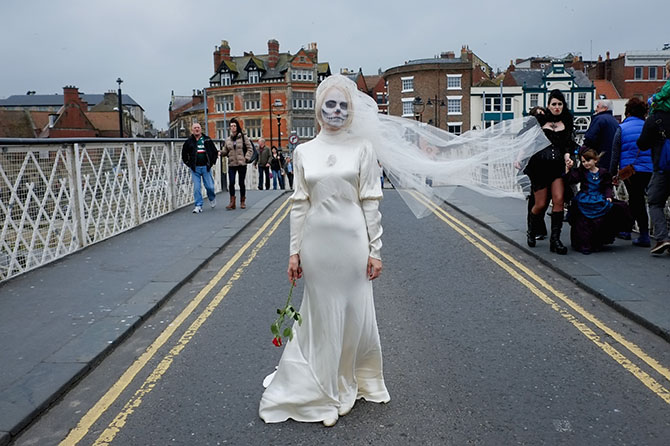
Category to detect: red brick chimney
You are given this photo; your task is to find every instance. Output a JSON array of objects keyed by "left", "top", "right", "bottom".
[
  {"left": 305, "top": 42, "right": 318, "bottom": 63},
  {"left": 213, "top": 40, "right": 231, "bottom": 71},
  {"left": 63, "top": 86, "right": 87, "bottom": 109},
  {"left": 268, "top": 39, "right": 279, "bottom": 68},
  {"left": 441, "top": 51, "right": 455, "bottom": 59}
]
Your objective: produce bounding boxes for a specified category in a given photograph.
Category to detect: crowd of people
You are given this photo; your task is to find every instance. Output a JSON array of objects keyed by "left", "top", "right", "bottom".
[
  {"left": 519, "top": 60, "right": 670, "bottom": 256},
  {"left": 180, "top": 120, "right": 296, "bottom": 214}
]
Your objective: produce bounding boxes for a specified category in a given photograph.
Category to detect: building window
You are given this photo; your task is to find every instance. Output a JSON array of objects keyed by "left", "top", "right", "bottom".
[
  {"left": 401, "top": 77, "right": 414, "bottom": 92},
  {"left": 215, "top": 95, "right": 234, "bottom": 112},
  {"left": 577, "top": 92, "right": 587, "bottom": 108},
  {"left": 245, "top": 118, "right": 262, "bottom": 138},
  {"left": 293, "top": 117, "right": 315, "bottom": 138},
  {"left": 248, "top": 70, "right": 259, "bottom": 83},
  {"left": 634, "top": 67, "right": 643, "bottom": 80},
  {"left": 376, "top": 93, "right": 385, "bottom": 104},
  {"left": 649, "top": 66, "right": 658, "bottom": 80},
  {"left": 574, "top": 117, "right": 589, "bottom": 132},
  {"left": 401, "top": 98, "right": 414, "bottom": 117},
  {"left": 221, "top": 73, "right": 232, "bottom": 86},
  {"left": 530, "top": 93, "right": 539, "bottom": 108},
  {"left": 447, "top": 96, "right": 462, "bottom": 115},
  {"left": 447, "top": 74, "right": 462, "bottom": 90},
  {"left": 215, "top": 120, "right": 228, "bottom": 139},
  {"left": 292, "top": 91, "right": 314, "bottom": 110},
  {"left": 244, "top": 92, "right": 261, "bottom": 111},
  {"left": 291, "top": 70, "right": 314, "bottom": 81},
  {"left": 448, "top": 123, "right": 462, "bottom": 135},
  {"left": 484, "top": 97, "right": 511, "bottom": 112}
]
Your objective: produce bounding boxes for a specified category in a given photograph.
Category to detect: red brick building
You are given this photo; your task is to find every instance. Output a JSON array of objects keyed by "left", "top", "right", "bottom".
[
  {"left": 341, "top": 68, "right": 388, "bottom": 114},
  {"left": 204, "top": 39, "right": 331, "bottom": 149},
  {"left": 384, "top": 46, "right": 492, "bottom": 134},
  {"left": 587, "top": 50, "right": 669, "bottom": 101}
]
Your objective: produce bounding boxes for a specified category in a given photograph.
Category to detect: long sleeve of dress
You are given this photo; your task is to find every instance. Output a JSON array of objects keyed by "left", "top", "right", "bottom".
[
  {"left": 289, "top": 149, "right": 310, "bottom": 256},
  {"left": 359, "top": 142, "right": 383, "bottom": 260}
]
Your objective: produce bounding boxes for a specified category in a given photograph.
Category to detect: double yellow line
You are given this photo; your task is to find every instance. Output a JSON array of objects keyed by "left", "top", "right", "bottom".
[
  {"left": 61, "top": 197, "right": 292, "bottom": 446},
  {"left": 410, "top": 191, "right": 670, "bottom": 405}
]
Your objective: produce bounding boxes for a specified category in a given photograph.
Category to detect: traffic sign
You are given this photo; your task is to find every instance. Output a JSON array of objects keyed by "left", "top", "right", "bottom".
[{"left": 289, "top": 134, "right": 299, "bottom": 145}]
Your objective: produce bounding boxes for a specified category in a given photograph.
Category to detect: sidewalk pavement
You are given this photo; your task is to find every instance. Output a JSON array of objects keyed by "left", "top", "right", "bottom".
[
  {"left": 0, "top": 190, "right": 286, "bottom": 446},
  {"left": 443, "top": 186, "right": 670, "bottom": 342}
]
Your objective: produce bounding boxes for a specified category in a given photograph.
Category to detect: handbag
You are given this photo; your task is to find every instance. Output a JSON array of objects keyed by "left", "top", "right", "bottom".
[{"left": 616, "top": 164, "right": 635, "bottom": 181}]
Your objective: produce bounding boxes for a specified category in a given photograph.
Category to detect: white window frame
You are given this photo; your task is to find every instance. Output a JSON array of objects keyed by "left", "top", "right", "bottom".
[
  {"left": 215, "top": 94, "right": 234, "bottom": 112},
  {"left": 577, "top": 92, "right": 587, "bottom": 108},
  {"left": 243, "top": 92, "right": 261, "bottom": 111},
  {"left": 446, "top": 74, "right": 462, "bottom": 90},
  {"left": 292, "top": 91, "right": 314, "bottom": 110},
  {"left": 221, "top": 73, "right": 232, "bottom": 86},
  {"left": 649, "top": 66, "right": 658, "bottom": 80},
  {"left": 634, "top": 67, "right": 643, "bottom": 80},
  {"left": 529, "top": 93, "right": 539, "bottom": 108},
  {"left": 447, "top": 122, "right": 462, "bottom": 135},
  {"left": 215, "top": 120, "right": 228, "bottom": 139},
  {"left": 244, "top": 118, "right": 262, "bottom": 138},
  {"left": 248, "top": 70, "right": 259, "bottom": 83},
  {"left": 447, "top": 96, "right": 462, "bottom": 115},
  {"left": 291, "top": 69, "right": 314, "bottom": 81},
  {"left": 293, "top": 117, "right": 315, "bottom": 138},
  {"left": 401, "top": 97, "right": 414, "bottom": 117},
  {"left": 401, "top": 76, "right": 414, "bottom": 93}
]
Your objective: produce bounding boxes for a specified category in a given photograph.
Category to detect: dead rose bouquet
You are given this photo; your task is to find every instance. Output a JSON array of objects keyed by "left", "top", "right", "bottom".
[{"left": 270, "top": 280, "right": 302, "bottom": 347}]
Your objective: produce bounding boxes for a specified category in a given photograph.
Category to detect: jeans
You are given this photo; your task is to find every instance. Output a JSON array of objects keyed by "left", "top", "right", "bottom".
[
  {"left": 647, "top": 170, "right": 670, "bottom": 241},
  {"left": 191, "top": 165, "right": 216, "bottom": 207},
  {"left": 258, "top": 165, "right": 270, "bottom": 190},
  {"left": 272, "top": 169, "right": 285, "bottom": 190},
  {"left": 228, "top": 165, "right": 247, "bottom": 198}
]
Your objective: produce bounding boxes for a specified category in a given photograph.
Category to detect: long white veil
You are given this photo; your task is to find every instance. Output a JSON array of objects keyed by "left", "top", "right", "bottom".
[{"left": 313, "top": 75, "right": 550, "bottom": 218}]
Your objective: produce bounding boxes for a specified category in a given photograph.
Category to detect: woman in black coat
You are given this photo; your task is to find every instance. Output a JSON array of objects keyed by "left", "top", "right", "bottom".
[{"left": 523, "top": 90, "right": 577, "bottom": 255}]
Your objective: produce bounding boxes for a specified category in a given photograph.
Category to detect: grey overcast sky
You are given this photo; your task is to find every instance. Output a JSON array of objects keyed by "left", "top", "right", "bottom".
[{"left": 1, "top": 0, "right": 667, "bottom": 129}]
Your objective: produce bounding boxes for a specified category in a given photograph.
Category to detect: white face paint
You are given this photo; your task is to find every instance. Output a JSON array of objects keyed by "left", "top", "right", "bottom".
[{"left": 321, "top": 88, "right": 349, "bottom": 129}]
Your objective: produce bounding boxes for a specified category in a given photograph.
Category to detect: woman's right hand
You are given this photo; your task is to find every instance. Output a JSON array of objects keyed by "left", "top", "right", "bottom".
[{"left": 288, "top": 254, "right": 302, "bottom": 282}]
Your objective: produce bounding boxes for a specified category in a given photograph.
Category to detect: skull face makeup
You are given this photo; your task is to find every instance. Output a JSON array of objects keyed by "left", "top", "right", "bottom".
[{"left": 320, "top": 88, "right": 349, "bottom": 130}]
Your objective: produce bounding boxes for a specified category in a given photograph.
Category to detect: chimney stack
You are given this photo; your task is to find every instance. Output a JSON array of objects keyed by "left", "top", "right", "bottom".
[
  {"left": 63, "top": 86, "right": 87, "bottom": 108},
  {"left": 441, "top": 51, "right": 455, "bottom": 59},
  {"left": 214, "top": 40, "right": 231, "bottom": 71},
  {"left": 305, "top": 42, "right": 318, "bottom": 63},
  {"left": 268, "top": 39, "right": 279, "bottom": 68}
]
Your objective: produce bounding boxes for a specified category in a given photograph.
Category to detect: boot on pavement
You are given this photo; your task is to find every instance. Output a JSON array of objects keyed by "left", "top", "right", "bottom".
[{"left": 226, "top": 196, "right": 236, "bottom": 210}]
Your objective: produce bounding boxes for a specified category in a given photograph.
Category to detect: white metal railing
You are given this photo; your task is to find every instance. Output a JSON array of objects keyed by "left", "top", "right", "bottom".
[{"left": 0, "top": 138, "right": 259, "bottom": 282}]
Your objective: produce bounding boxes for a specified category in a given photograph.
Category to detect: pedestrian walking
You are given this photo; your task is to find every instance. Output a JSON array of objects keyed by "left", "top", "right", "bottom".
[
  {"left": 584, "top": 99, "right": 620, "bottom": 172},
  {"left": 181, "top": 123, "right": 218, "bottom": 213},
  {"left": 220, "top": 118, "right": 254, "bottom": 209}
]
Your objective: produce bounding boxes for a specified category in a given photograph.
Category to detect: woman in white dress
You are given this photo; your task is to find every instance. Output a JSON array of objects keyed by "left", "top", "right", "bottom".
[{"left": 259, "top": 75, "right": 390, "bottom": 427}]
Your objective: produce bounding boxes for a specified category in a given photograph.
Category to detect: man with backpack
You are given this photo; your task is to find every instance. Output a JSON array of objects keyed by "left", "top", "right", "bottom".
[{"left": 637, "top": 102, "right": 670, "bottom": 255}]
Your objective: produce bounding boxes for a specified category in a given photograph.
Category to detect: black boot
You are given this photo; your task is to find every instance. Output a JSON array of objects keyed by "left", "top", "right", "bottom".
[
  {"left": 528, "top": 194, "right": 547, "bottom": 240},
  {"left": 550, "top": 212, "right": 568, "bottom": 255},
  {"left": 527, "top": 211, "right": 542, "bottom": 247}
]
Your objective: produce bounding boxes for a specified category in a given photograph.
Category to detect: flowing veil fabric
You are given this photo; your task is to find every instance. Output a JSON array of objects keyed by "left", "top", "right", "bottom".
[{"left": 318, "top": 75, "right": 551, "bottom": 217}]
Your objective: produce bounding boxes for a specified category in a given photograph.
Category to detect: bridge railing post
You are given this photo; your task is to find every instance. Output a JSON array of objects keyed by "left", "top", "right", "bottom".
[{"left": 69, "top": 143, "right": 87, "bottom": 249}]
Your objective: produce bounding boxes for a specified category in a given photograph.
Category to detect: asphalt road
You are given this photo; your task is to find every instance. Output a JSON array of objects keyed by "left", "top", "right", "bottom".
[{"left": 13, "top": 191, "right": 670, "bottom": 446}]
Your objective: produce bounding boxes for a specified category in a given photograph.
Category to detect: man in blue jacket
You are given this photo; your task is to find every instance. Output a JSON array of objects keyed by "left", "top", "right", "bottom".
[
  {"left": 585, "top": 99, "right": 619, "bottom": 171},
  {"left": 181, "top": 123, "right": 219, "bottom": 213}
]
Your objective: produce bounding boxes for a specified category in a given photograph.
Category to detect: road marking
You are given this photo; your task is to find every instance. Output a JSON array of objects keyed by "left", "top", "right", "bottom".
[
  {"left": 411, "top": 191, "right": 670, "bottom": 405},
  {"left": 60, "top": 198, "right": 291, "bottom": 446}
]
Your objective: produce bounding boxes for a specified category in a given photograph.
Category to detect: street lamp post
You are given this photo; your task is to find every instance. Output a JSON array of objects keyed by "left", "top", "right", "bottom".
[
  {"left": 426, "top": 96, "right": 446, "bottom": 128},
  {"left": 271, "top": 99, "right": 284, "bottom": 150},
  {"left": 116, "top": 78, "right": 124, "bottom": 137},
  {"left": 412, "top": 96, "right": 425, "bottom": 122}
]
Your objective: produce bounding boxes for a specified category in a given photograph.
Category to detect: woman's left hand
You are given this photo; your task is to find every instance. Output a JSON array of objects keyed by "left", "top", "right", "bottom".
[
  {"left": 607, "top": 197, "right": 612, "bottom": 202},
  {"left": 367, "top": 257, "right": 382, "bottom": 280}
]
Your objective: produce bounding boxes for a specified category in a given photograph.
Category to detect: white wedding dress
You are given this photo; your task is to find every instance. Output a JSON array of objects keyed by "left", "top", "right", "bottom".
[{"left": 259, "top": 131, "right": 390, "bottom": 424}]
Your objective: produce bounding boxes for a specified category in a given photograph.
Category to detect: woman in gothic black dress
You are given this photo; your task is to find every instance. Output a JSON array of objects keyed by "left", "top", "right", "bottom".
[{"left": 523, "top": 89, "right": 577, "bottom": 255}]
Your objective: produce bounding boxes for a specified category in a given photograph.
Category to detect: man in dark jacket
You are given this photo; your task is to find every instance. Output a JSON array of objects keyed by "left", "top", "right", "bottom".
[
  {"left": 255, "top": 138, "right": 272, "bottom": 190},
  {"left": 584, "top": 99, "right": 619, "bottom": 171},
  {"left": 636, "top": 109, "right": 670, "bottom": 254},
  {"left": 181, "top": 123, "right": 219, "bottom": 213}
]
